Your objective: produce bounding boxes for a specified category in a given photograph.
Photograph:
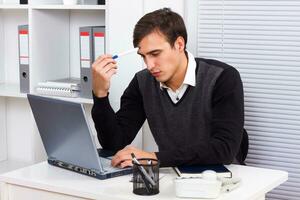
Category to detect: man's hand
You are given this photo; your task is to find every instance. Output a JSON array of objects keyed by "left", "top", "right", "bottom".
[
  {"left": 111, "top": 146, "right": 157, "bottom": 168},
  {"left": 92, "top": 54, "right": 117, "bottom": 97}
]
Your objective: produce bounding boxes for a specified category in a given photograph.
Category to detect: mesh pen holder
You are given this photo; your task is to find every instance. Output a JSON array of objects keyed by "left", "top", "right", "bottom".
[{"left": 132, "top": 158, "right": 159, "bottom": 195}]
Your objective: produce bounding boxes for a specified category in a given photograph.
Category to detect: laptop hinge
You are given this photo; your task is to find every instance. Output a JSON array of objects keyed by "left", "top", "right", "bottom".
[
  {"left": 91, "top": 168, "right": 101, "bottom": 174},
  {"left": 49, "top": 158, "right": 101, "bottom": 177},
  {"left": 48, "top": 157, "right": 56, "bottom": 162}
]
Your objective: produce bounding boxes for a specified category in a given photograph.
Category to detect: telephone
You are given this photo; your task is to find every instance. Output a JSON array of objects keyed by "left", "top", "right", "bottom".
[{"left": 174, "top": 170, "right": 241, "bottom": 199}]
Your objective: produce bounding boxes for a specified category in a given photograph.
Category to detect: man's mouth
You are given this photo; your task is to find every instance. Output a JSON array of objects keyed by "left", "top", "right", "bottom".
[{"left": 151, "top": 72, "right": 160, "bottom": 77}]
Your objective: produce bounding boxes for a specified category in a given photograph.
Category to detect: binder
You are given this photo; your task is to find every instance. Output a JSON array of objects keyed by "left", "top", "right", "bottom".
[
  {"left": 18, "top": 25, "right": 30, "bottom": 93},
  {"left": 80, "top": 0, "right": 98, "bottom": 4},
  {"left": 93, "top": 27, "right": 105, "bottom": 60},
  {"left": 79, "top": 26, "right": 105, "bottom": 98}
]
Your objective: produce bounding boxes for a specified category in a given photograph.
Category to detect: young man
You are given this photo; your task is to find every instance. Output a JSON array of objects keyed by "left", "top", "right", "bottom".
[{"left": 91, "top": 8, "right": 245, "bottom": 168}]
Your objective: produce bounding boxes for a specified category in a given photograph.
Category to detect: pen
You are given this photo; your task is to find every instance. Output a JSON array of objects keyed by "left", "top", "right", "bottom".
[
  {"left": 147, "top": 160, "right": 155, "bottom": 179},
  {"left": 131, "top": 153, "right": 156, "bottom": 186},
  {"left": 135, "top": 168, "right": 151, "bottom": 193},
  {"left": 222, "top": 181, "right": 241, "bottom": 192},
  {"left": 112, "top": 47, "right": 138, "bottom": 59}
]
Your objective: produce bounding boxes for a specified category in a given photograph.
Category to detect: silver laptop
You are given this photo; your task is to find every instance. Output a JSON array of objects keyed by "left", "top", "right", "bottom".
[{"left": 27, "top": 94, "right": 132, "bottom": 179}]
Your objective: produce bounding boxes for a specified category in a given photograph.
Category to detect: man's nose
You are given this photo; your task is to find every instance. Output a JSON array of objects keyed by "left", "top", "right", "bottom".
[{"left": 145, "top": 58, "right": 155, "bottom": 70}]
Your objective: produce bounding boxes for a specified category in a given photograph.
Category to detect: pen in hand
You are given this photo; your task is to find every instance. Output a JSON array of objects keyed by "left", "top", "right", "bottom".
[{"left": 112, "top": 48, "right": 138, "bottom": 60}]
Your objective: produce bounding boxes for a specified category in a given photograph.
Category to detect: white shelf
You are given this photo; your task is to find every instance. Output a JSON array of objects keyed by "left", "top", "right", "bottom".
[
  {"left": 0, "top": 4, "right": 105, "bottom": 10},
  {"left": 0, "top": 0, "right": 144, "bottom": 175},
  {"left": 0, "top": 83, "right": 93, "bottom": 103},
  {"left": 56, "top": 96, "right": 93, "bottom": 104},
  {"left": 0, "top": 4, "right": 29, "bottom": 9},
  {"left": 0, "top": 160, "right": 31, "bottom": 174},
  {"left": 31, "top": 93, "right": 93, "bottom": 104},
  {"left": 0, "top": 83, "right": 26, "bottom": 98},
  {"left": 31, "top": 4, "right": 106, "bottom": 10}
]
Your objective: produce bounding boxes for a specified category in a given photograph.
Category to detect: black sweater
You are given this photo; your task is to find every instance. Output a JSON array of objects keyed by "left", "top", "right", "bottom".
[{"left": 92, "top": 58, "right": 244, "bottom": 167}]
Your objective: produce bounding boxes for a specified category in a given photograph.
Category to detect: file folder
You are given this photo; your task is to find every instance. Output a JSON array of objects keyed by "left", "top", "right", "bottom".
[
  {"left": 80, "top": 0, "right": 98, "bottom": 4},
  {"left": 79, "top": 26, "right": 105, "bottom": 98},
  {"left": 18, "top": 25, "right": 30, "bottom": 93},
  {"left": 93, "top": 27, "right": 105, "bottom": 60},
  {"left": 80, "top": 27, "right": 93, "bottom": 98}
]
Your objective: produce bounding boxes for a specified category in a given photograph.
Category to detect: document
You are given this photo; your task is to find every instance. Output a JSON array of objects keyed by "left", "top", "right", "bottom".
[
  {"left": 174, "top": 165, "right": 232, "bottom": 178},
  {"left": 36, "top": 77, "right": 80, "bottom": 98}
]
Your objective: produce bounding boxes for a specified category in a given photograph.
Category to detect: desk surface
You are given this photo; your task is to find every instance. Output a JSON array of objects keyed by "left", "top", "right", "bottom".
[{"left": 0, "top": 162, "right": 288, "bottom": 200}]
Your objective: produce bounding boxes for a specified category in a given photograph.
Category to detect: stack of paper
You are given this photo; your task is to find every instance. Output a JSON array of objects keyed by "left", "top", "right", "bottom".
[{"left": 36, "top": 77, "right": 80, "bottom": 98}]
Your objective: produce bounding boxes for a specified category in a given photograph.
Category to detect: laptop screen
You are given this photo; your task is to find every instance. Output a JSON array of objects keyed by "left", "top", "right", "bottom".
[{"left": 27, "top": 94, "right": 103, "bottom": 173}]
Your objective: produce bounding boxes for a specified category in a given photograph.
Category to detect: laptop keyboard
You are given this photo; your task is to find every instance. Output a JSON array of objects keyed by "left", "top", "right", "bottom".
[{"left": 99, "top": 157, "right": 118, "bottom": 172}]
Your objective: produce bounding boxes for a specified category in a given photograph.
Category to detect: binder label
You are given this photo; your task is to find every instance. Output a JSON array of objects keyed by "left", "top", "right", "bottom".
[
  {"left": 94, "top": 32, "right": 105, "bottom": 59},
  {"left": 80, "top": 32, "right": 91, "bottom": 68},
  {"left": 19, "top": 30, "right": 29, "bottom": 65}
]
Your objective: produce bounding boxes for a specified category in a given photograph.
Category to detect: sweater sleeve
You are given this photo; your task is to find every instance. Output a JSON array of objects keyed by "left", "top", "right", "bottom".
[
  {"left": 156, "top": 67, "right": 244, "bottom": 167},
  {"left": 91, "top": 74, "right": 146, "bottom": 151}
]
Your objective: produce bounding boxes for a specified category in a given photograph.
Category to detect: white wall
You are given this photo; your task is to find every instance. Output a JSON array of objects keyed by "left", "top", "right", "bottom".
[
  {"left": 0, "top": 98, "right": 7, "bottom": 162},
  {"left": 0, "top": 11, "right": 4, "bottom": 83},
  {"left": 6, "top": 98, "right": 38, "bottom": 163}
]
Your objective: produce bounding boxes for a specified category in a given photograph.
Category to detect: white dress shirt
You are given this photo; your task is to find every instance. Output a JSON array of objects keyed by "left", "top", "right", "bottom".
[{"left": 160, "top": 51, "right": 196, "bottom": 103}]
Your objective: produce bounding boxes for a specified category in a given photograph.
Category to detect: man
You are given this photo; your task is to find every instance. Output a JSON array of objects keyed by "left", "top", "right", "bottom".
[{"left": 91, "top": 8, "right": 245, "bottom": 168}]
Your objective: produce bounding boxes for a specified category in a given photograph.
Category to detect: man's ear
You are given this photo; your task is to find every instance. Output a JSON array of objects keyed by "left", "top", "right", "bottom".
[{"left": 174, "top": 36, "right": 185, "bottom": 52}]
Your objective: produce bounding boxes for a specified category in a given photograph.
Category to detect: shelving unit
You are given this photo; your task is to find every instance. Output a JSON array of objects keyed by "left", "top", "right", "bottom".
[
  {"left": 0, "top": 4, "right": 29, "bottom": 9},
  {"left": 30, "top": 4, "right": 105, "bottom": 10},
  {"left": 0, "top": 0, "right": 186, "bottom": 175},
  {"left": 0, "top": 0, "right": 145, "bottom": 174},
  {"left": 0, "top": 83, "right": 26, "bottom": 98},
  {"left": 0, "top": 4, "right": 106, "bottom": 102},
  {"left": 0, "top": 160, "right": 31, "bottom": 174},
  {"left": 0, "top": 7, "right": 28, "bottom": 97}
]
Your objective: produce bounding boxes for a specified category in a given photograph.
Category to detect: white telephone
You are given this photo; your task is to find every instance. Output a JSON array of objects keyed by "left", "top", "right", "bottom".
[{"left": 174, "top": 170, "right": 241, "bottom": 199}]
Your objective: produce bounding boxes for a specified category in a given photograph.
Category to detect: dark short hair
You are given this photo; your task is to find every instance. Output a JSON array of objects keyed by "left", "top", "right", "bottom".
[{"left": 133, "top": 8, "right": 187, "bottom": 49}]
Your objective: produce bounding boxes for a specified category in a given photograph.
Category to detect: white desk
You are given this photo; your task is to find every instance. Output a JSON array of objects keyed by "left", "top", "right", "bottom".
[{"left": 0, "top": 162, "right": 287, "bottom": 200}]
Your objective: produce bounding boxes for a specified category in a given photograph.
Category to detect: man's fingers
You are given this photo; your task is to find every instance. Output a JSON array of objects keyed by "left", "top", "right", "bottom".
[
  {"left": 111, "top": 150, "right": 133, "bottom": 167},
  {"left": 106, "top": 68, "right": 117, "bottom": 78},
  {"left": 101, "top": 62, "right": 118, "bottom": 74},
  {"left": 92, "top": 57, "right": 116, "bottom": 72},
  {"left": 119, "top": 160, "right": 133, "bottom": 168},
  {"left": 110, "top": 146, "right": 156, "bottom": 168},
  {"left": 93, "top": 54, "right": 113, "bottom": 65}
]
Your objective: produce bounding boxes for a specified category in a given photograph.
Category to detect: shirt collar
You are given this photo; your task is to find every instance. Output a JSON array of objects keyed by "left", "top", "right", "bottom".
[{"left": 160, "top": 50, "right": 196, "bottom": 90}]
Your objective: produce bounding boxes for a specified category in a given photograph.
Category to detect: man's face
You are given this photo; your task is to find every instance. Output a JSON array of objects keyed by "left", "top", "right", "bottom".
[{"left": 137, "top": 31, "right": 183, "bottom": 84}]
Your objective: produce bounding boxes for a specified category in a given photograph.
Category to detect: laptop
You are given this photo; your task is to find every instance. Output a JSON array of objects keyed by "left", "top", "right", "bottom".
[{"left": 27, "top": 94, "right": 132, "bottom": 179}]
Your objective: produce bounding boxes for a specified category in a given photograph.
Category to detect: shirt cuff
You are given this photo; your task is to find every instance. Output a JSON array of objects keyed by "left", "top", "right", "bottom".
[{"left": 92, "top": 92, "right": 111, "bottom": 109}]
